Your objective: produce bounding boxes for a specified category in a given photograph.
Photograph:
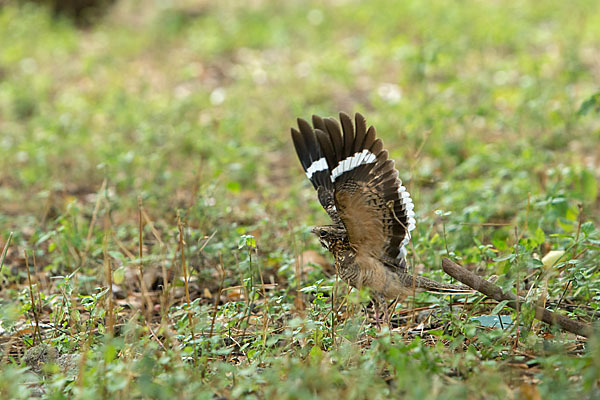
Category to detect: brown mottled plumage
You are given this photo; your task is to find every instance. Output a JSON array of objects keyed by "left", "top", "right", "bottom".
[{"left": 293, "top": 113, "right": 473, "bottom": 301}]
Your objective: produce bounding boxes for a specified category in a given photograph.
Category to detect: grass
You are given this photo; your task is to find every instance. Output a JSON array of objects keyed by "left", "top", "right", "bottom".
[{"left": 1, "top": 0, "right": 600, "bottom": 398}]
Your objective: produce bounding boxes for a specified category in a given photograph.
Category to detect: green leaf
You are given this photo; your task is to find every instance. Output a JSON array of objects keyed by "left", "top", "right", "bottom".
[
  {"left": 35, "top": 231, "right": 54, "bottom": 246},
  {"left": 526, "top": 258, "right": 544, "bottom": 269},
  {"left": 113, "top": 267, "right": 125, "bottom": 285},
  {"left": 491, "top": 300, "right": 509, "bottom": 314},
  {"left": 578, "top": 92, "right": 600, "bottom": 116},
  {"left": 581, "top": 221, "right": 595, "bottom": 235},
  {"left": 493, "top": 253, "right": 516, "bottom": 262},
  {"left": 300, "top": 285, "right": 317, "bottom": 293},
  {"left": 108, "top": 251, "right": 127, "bottom": 262},
  {"left": 534, "top": 227, "right": 545, "bottom": 246},
  {"left": 104, "top": 343, "right": 117, "bottom": 363},
  {"left": 238, "top": 234, "right": 256, "bottom": 249},
  {"left": 226, "top": 181, "right": 241, "bottom": 193}
]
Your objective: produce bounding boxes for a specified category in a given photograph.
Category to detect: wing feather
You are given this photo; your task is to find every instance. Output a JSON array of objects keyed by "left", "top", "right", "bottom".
[
  {"left": 291, "top": 112, "right": 416, "bottom": 261},
  {"left": 324, "top": 117, "right": 344, "bottom": 160},
  {"left": 320, "top": 114, "right": 416, "bottom": 261},
  {"left": 353, "top": 113, "right": 368, "bottom": 152},
  {"left": 315, "top": 129, "right": 337, "bottom": 170},
  {"left": 312, "top": 114, "right": 327, "bottom": 131},
  {"left": 340, "top": 112, "right": 355, "bottom": 159},
  {"left": 292, "top": 118, "right": 338, "bottom": 223}
]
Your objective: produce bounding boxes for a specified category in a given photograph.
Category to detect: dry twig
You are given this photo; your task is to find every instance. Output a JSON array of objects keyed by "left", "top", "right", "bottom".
[{"left": 441, "top": 258, "right": 593, "bottom": 338}]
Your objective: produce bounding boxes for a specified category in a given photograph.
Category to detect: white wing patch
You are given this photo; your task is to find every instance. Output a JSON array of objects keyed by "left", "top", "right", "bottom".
[
  {"left": 397, "top": 183, "right": 416, "bottom": 258},
  {"left": 305, "top": 157, "right": 328, "bottom": 180},
  {"left": 330, "top": 150, "right": 377, "bottom": 182},
  {"left": 399, "top": 246, "right": 407, "bottom": 258}
]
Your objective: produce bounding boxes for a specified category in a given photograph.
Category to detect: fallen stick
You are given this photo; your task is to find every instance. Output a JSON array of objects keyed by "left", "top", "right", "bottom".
[{"left": 441, "top": 258, "right": 593, "bottom": 338}]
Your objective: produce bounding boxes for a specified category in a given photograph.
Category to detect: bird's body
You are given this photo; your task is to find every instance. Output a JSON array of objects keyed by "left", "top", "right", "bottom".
[
  {"left": 292, "top": 113, "right": 472, "bottom": 301},
  {"left": 313, "top": 224, "right": 472, "bottom": 300}
]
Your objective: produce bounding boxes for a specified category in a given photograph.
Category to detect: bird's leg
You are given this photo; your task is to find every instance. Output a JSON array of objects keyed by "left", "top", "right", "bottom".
[
  {"left": 387, "top": 297, "right": 400, "bottom": 327},
  {"left": 382, "top": 299, "right": 390, "bottom": 327},
  {"left": 373, "top": 293, "right": 388, "bottom": 330},
  {"left": 373, "top": 301, "right": 381, "bottom": 330}
]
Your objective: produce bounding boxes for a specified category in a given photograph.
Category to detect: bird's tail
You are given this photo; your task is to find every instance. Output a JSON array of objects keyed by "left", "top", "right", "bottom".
[{"left": 399, "top": 274, "right": 476, "bottom": 295}]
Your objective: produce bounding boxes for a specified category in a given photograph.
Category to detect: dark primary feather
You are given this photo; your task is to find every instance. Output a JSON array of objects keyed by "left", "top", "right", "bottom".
[
  {"left": 292, "top": 118, "right": 338, "bottom": 224},
  {"left": 324, "top": 117, "right": 344, "bottom": 160},
  {"left": 311, "top": 115, "right": 327, "bottom": 132},
  {"left": 291, "top": 121, "right": 331, "bottom": 192},
  {"left": 315, "top": 129, "right": 337, "bottom": 171},
  {"left": 340, "top": 113, "right": 355, "bottom": 158}
]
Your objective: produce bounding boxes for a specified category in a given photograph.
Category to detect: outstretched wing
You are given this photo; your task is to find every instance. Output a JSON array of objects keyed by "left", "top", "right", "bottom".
[
  {"left": 291, "top": 117, "right": 340, "bottom": 224},
  {"left": 314, "top": 112, "right": 416, "bottom": 262}
]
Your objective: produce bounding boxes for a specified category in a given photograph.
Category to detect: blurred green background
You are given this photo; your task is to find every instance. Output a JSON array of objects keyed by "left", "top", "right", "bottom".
[
  {"left": 1, "top": 0, "right": 600, "bottom": 398},
  {"left": 2, "top": 0, "right": 599, "bottom": 279},
  {"left": 1, "top": 0, "right": 599, "bottom": 222}
]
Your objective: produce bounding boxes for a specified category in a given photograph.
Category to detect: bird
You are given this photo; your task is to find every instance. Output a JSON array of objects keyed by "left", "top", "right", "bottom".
[{"left": 291, "top": 112, "right": 473, "bottom": 303}]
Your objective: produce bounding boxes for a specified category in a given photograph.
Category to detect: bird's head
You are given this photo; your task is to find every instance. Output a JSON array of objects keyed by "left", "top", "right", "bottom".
[{"left": 311, "top": 225, "right": 346, "bottom": 251}]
